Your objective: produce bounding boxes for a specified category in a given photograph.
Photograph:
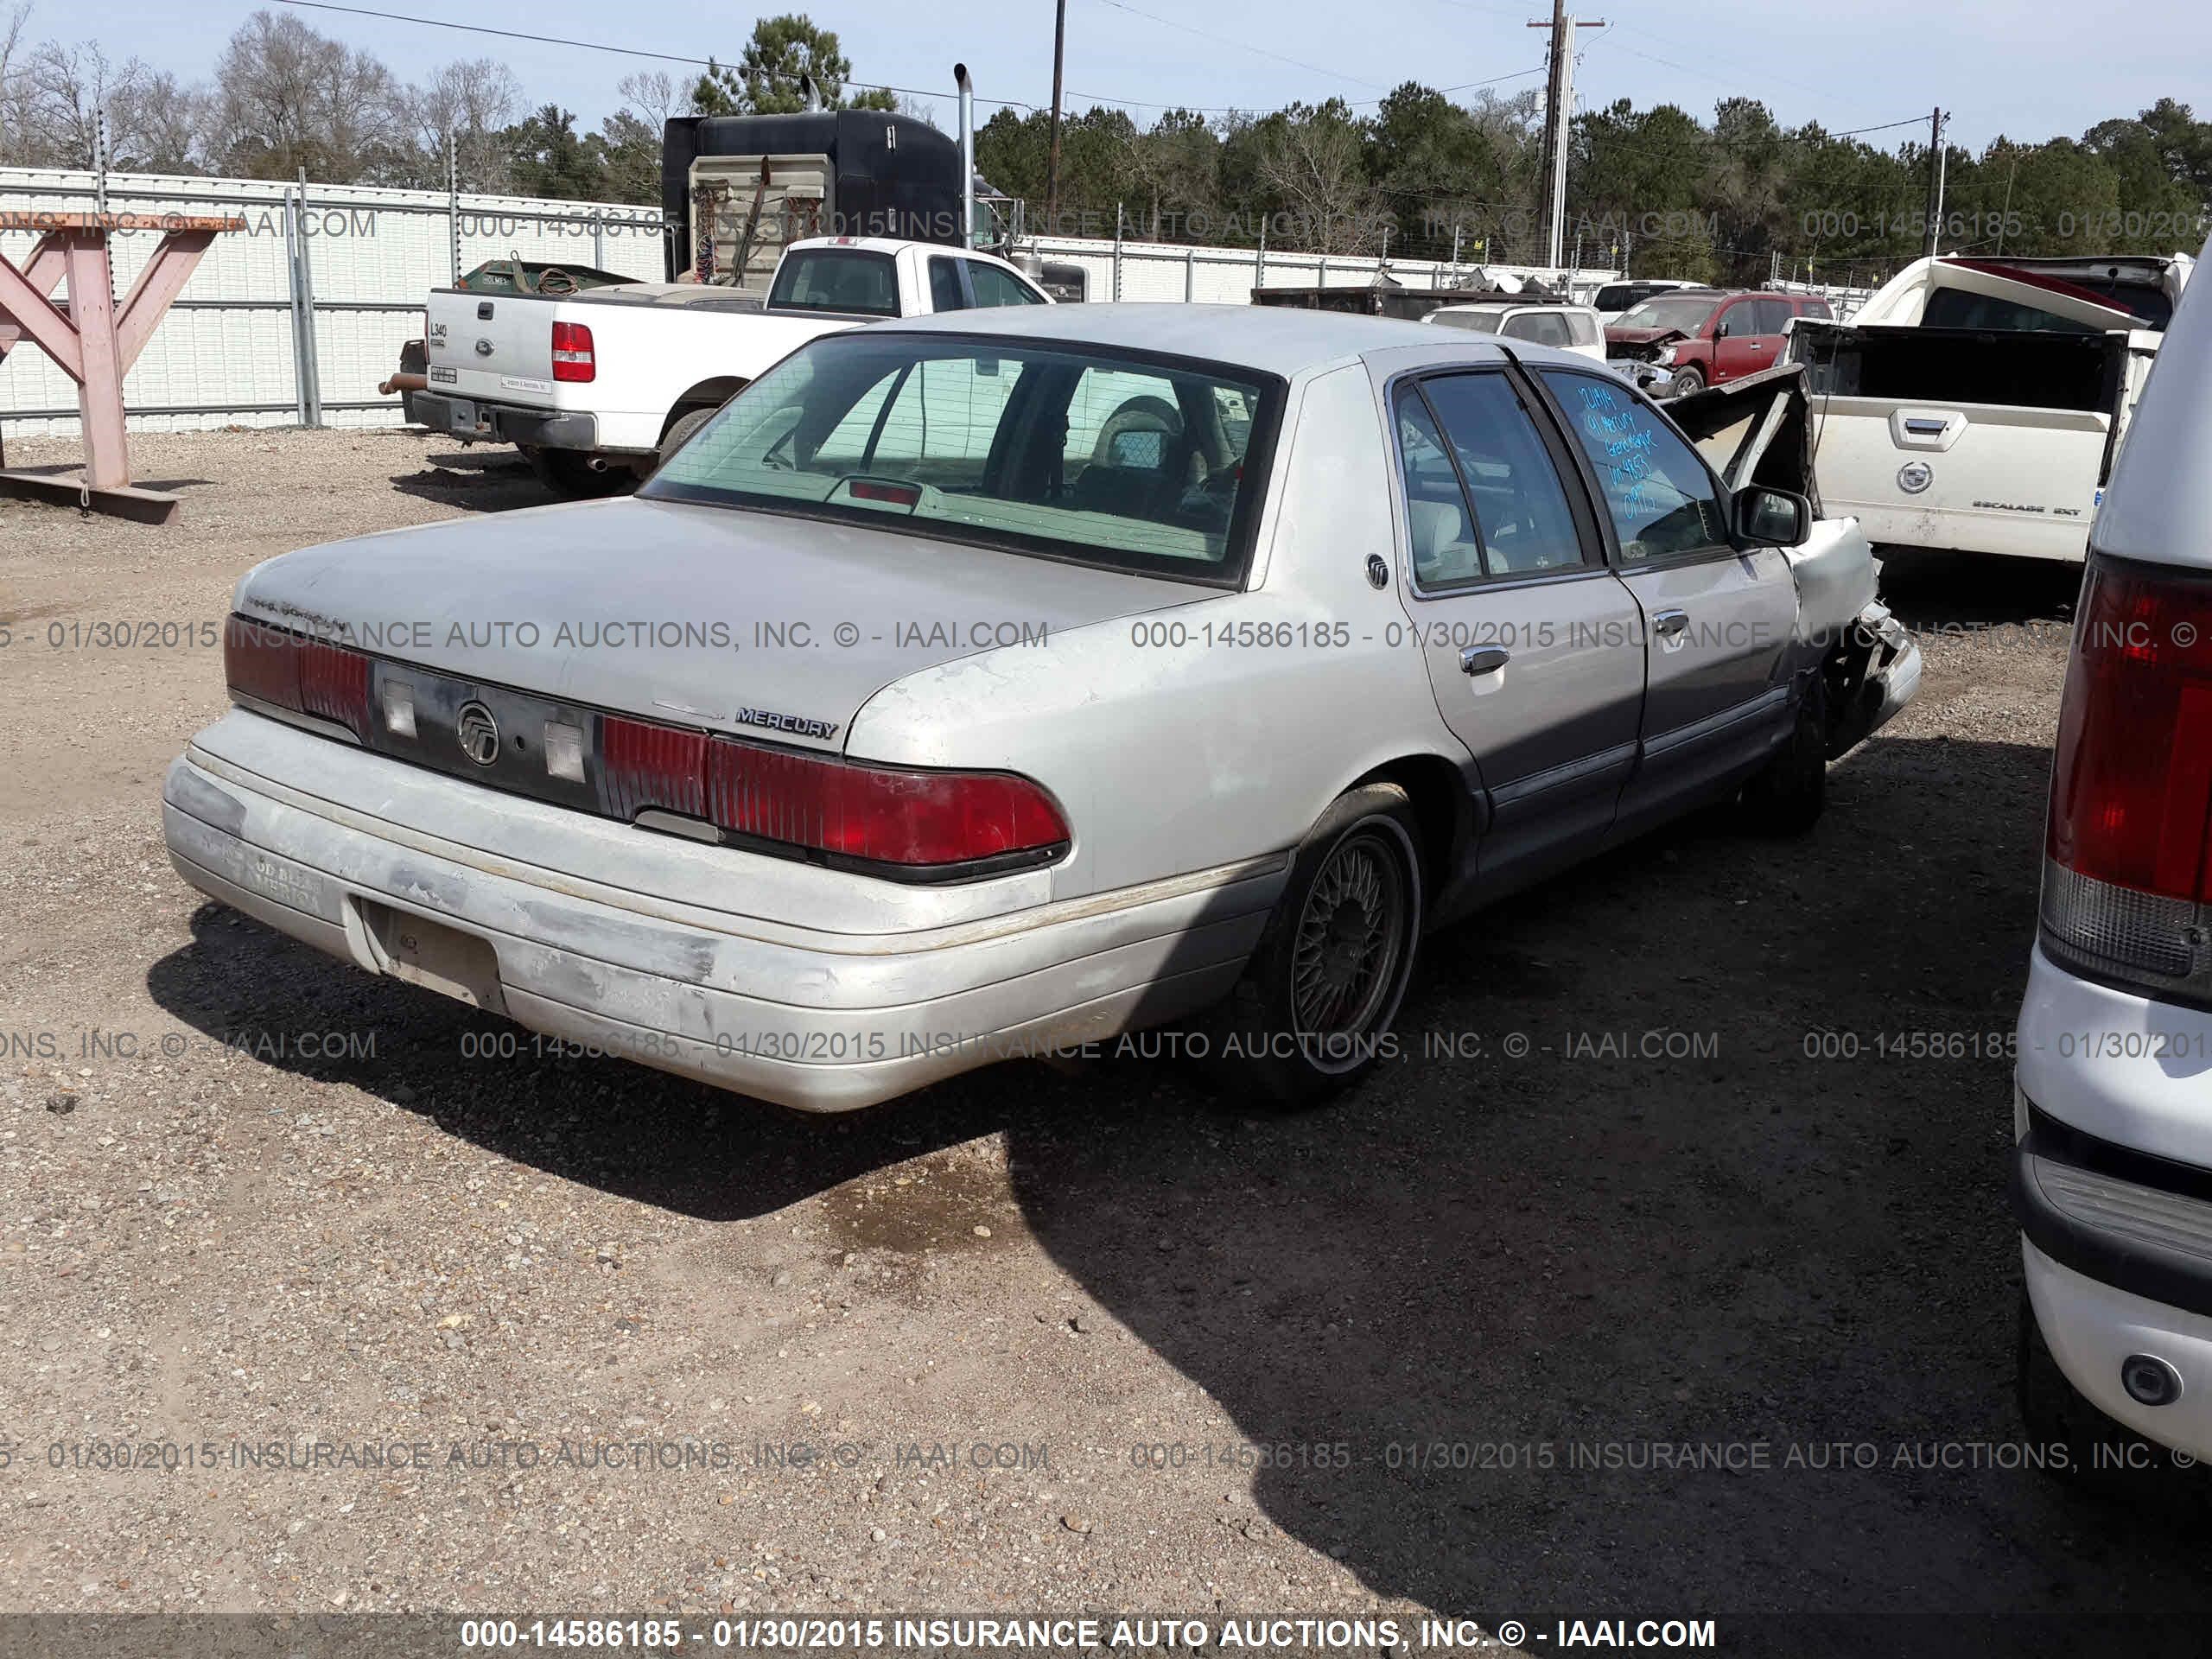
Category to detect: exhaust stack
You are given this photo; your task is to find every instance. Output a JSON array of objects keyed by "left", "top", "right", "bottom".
[{"left": 955, "top": 62, "right": 975, "bottom": 250}]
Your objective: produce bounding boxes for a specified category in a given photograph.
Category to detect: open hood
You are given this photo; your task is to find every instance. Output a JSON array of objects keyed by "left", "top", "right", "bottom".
[{"left": 1665, "top": 362, "right": 1821, "bottom": 511}]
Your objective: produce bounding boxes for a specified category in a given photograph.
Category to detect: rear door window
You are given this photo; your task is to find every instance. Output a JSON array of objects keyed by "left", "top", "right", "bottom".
[
  {"left": 1401, "top": 372, "right": 1591, "bottom": 582},
  {"left": 965, "top": 261, "right": 1047, "bottom": 308},
  {"left": 928, "top": 257, "right": 968, "bottom": 312}
]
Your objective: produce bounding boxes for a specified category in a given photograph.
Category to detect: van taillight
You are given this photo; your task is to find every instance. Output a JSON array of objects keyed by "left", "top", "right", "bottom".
[
  {"left": 707, "top": 736, "right": 1069, "bottom": 870},
  {"left": 224, "top": 617, "right": 372, "bottom": 740},
  {"left": 2040, "top": 557, "right": 2212, "bottom": 994},
  {"left": 551, "top": 321, "right": 595, "bottom": 382}
]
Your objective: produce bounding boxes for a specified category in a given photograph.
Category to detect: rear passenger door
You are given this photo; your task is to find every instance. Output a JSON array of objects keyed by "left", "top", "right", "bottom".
[
  {"left": 1533, "top": 368, "right": 1796, "bottom": 836},
  {"left": 1713, "top": 297, "right": 1784, "bottom": 383},
  {"left": 1391, "top": 368, "right": 1646, "bottom": 893}
]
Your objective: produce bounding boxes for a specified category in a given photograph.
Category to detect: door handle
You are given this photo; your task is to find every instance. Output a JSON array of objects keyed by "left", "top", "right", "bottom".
[
  {"left": 1460, "top": 645, "right": 1510, "bottom": 676},
  {"left": 1651, "top": 608, "right": 1689, "bottom": 639}
]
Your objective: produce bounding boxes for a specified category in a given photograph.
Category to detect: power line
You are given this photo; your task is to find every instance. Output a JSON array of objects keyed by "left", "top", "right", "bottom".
[
  {"left": 273, "top": 0, "right": 1046, "bottom": 111},
  {"left": 1086, "top": 0, "right": 1388, "bottom": 92}
]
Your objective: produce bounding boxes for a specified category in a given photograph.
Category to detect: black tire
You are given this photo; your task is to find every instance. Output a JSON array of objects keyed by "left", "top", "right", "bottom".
[
  {"left": 1741, "top": 672, "right": 1827, "bottom": 835},
  {"left": 1216, "top": 784, "right": 1423, "bottom": 1108},
  {"left": 1668, "top": 364, "right": 1706, "bottom": 397},
  {"left": 526, "top": 446, "right": 632, "bottom": 499},
  {"left": 2015, "top": 1293, "right": 2168, "bottom": 1494},
  {"left": 657, "top": 407, "right": 716, "bottom": 472}
]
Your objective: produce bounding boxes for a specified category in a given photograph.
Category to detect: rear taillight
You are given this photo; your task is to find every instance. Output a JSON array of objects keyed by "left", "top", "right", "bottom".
[
  {"left": 708, "top": 735, "right": 1068, "bottom": 870},
  {"left": 598, "top": 714, "right": 707, "bottom": 822},
  {"left": 2040, "top": 556, "right": 2212, "bottom": 995},
  {"left": 224, "top": 618, "right": 372, "bottom": 739},
  {"left": 551, "top": 321, "right": 594, "bottom": 382}
]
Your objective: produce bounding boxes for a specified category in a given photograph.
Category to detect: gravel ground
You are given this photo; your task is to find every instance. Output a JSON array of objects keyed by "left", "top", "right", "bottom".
[{"left": 0, "top": 429, "right": 2201, "bottom": 1656}]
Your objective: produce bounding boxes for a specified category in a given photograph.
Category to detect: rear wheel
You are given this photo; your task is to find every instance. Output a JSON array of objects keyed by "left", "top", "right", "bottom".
[
  {"left": 1218, "top": 784, "right": 1423, "bottom": 1108},
  {"left": 1741, "top": 673, "right": 1826, "bottom": 835},
  {"left": 525, "top": 446, "right": 632, "bottom": 499},
  {"left": 657, "top": 407, "right": 716, "bottom": 473}
]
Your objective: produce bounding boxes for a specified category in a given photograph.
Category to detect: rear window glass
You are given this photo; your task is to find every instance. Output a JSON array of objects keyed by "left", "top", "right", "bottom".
[
  {"left": 1430, "top": 306, "right": 1510, "bottom": 334},
  {"left": 768, "top": 249, "right": 899, "bottom": 316},
  {"left": 1617, "top": 295, "right": 1719, "bottom": 334},
  {"left": 643, "top": 333, "right": 1281, "bottom": 584}
]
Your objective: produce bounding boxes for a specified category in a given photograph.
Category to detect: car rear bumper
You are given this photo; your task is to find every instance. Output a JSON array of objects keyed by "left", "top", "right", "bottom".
[
  {"left": 404, "top": 390, "right": 613, "bottom": 454},
  {"left": 2012, "top": 942, "right": 2212, "bottom": 1454},
  {"left": 161, "top": 712, "right": 1278, "bottom": 1112}
]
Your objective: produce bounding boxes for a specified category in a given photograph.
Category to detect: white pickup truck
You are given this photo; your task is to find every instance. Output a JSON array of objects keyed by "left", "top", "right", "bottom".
[
  {"left": 408, "top": 237, "right": 1052, "bottom": 495},
  {"left": 1785, "top": 253, "right": 2192, "bottom": 563}
]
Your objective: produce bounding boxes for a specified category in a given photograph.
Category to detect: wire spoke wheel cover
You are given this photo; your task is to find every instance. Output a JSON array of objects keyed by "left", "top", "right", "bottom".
[{"left": 1290, "top": 826, "right": 1409, "bottom": 1071}]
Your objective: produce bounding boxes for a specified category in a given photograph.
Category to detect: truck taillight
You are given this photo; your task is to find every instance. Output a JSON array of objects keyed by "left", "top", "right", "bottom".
[
  {"left": 2040, "top": 556, "right": 2212, "bottom": 995},
  {"left": 707, "top": 736, "right": 1069, "bottom": 871},
  {"left": 551, "top": 321, "right": 595, "bottom": 382},
  {"left": 224, "top": 617, "right": 372, "bottom": 740}
]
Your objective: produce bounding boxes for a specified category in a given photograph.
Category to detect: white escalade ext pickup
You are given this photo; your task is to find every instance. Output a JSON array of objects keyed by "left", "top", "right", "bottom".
[
  {"left": 408, "top": 237, "right": 1052, "bottom": 495},
  {"left": 1787, "top": 253, "right": 2191, "bottom": 563}
]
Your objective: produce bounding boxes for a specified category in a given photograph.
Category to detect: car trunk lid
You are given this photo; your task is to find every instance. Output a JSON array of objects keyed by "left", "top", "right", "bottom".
[{"left": 233, "top": 496, "right": 1201, "bottom": 762}]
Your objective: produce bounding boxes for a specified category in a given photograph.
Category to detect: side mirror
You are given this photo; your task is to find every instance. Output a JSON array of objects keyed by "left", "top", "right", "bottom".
[
  {"left": 1736, "top": 486, "right": 1810, "bottom": 546},
  {"left": 1714, "top": 320, "right": 1732, "bottom": 338}
]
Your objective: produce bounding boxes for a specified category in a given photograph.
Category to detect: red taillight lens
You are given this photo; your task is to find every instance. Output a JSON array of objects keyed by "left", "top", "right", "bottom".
[
  {"left": 598, "top": 714, "right": 708, "bottom": 821},
  {"left": 224, "top": 616, "right": 300, "bottom": 709},
  {"left": 707, "top": 736, "right": 1068, "bottom": 868},
  {"left": 2047, "top": 563, "right": 2212, "bottom": 900},
  {"left": 551, "top": 321, "right": 595, "bottom": 382},
  {"left": 298, "top": 639, "right": 371, "bottom": 735},
  {"left": 2041, "top": 559, "right": 2212, "bottom": 992},
  {"left": 223, "top": 617, "right": 370, "bottom": 738}
]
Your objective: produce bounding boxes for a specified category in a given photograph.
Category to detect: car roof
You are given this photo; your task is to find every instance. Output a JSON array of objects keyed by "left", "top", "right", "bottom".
[{"left": 877, "top": 301, "right": 1464, "bottom": 376}]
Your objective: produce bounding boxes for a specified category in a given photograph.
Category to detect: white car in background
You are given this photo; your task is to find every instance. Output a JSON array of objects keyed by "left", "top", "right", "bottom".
[
  {"left": 1425, "top": 301, "right": 1607, "bottom": 364},
  {"left": 2012, "top": 235, "right": 2212, "bottom": 1467}
]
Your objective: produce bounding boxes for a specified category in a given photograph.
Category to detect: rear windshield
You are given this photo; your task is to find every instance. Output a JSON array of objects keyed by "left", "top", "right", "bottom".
[
  {"left": 768, "top": 249, "right": 899, "bottom": 316},
  {"left": 1922, "top": 283, "right": 2171, "bottom": 333},
  {"left": 1430, "top": 305, "right": 1510, "bottom": 333},
  {"left": 642, "top": 333, "right": 1282, "bottom": 585},
  {"left": 1617, "top": 295, "right": 1719, "bottom": 333}
]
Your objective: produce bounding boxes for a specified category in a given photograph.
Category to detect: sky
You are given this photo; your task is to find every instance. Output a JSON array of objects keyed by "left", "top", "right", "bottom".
[{"left": 49, "top": 0, "right": 2212, "bottom": 152}]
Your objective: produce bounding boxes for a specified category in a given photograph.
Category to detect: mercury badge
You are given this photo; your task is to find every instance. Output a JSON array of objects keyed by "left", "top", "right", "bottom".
[
  {"left": 455, "top": 701, "right": 501, "bottom": 766},
  {"left": 1897, "top": 461, "right": 1933, "bottom": 495}
]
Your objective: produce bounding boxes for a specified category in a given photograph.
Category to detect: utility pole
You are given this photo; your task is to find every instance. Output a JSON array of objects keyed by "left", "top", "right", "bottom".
[
  {"left": 1529, "top": 3, "right": 1604, "bottom": 270},
  {"left": 1045, "top": 0, "right": 1068, "bottom": 232},
  {"left": 1923, "top": 106, "right": 1948, "bottom": 257}
]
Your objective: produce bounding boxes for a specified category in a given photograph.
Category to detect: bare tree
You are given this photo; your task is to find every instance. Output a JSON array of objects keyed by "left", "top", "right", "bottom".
[
  {"left": 406, "top": 56, "right": 520, "bottom": 191},
  {"left": 617, "top": 69, "right": 685, "bottom": 129},
  {"left": 0, "top": 2, "right": 40, "bottom": 165},
  {"left": 1249, "top": 100, "right": 1385, "bottom": 254},
  {"left": 107, "top": 67, "right": 207, "bottom": 172},
  {"left": 207, "top": 9, "right": 408, "bottom": 181}
]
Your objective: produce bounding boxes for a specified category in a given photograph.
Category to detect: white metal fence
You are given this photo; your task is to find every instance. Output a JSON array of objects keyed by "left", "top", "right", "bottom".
[
  {"left": 0, "top": 163, "right": 1622, "bottom": 439},
  {"left": 0, "top": 166, "right": 667, "bottom": 437}
]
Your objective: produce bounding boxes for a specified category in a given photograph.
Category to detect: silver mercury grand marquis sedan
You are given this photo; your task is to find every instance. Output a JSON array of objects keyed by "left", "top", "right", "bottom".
[{"left": 162, "top": 305, "right": 1919, "bottom": 1109}]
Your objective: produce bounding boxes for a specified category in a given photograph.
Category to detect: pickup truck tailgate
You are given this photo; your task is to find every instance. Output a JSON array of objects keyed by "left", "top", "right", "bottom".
[{"left": 425, "top": 290, "right": 556, "bottom": 407}]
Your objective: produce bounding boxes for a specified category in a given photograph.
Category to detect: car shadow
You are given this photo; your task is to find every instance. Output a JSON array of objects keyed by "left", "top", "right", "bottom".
[
  {"left": 142, "top": 730, "right": 2209, "bottom": 1650},
  {"left": 386, "top": 445, "right": 566, "bottom": 513}
]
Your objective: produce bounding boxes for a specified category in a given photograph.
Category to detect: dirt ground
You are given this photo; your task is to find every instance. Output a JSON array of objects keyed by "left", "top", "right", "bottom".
[{"left": 0, "top": 429, "right": 2201, "bottom": 1656}]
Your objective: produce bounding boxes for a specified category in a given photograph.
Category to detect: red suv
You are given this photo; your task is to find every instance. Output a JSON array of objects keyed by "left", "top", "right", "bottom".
[{"left": 1604, "top": 289, "right": 1834, "bottom": 396}]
